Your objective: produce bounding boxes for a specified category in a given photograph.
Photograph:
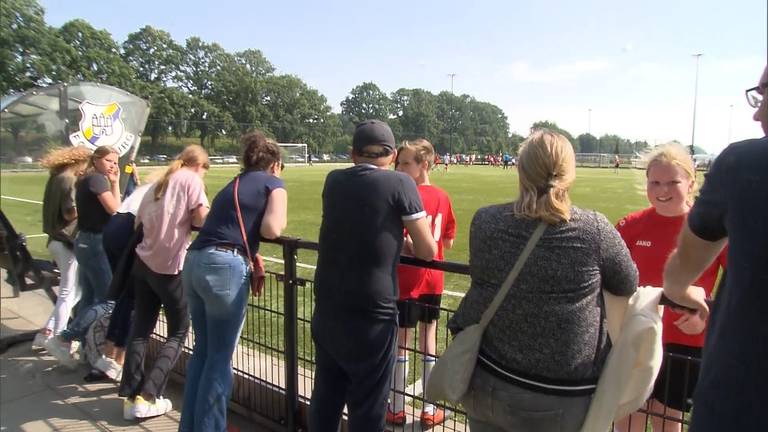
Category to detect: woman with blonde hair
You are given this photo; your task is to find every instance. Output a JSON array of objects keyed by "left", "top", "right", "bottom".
[
  {"left": 32, "top": 146, "right": 92, "bottom": 350},
  {"left": 449, "top": 130, "right": 638, "bottom": 431},
  {"left": 615, "top": 144, "right": 726, "bottom": 432},
  {"left": 45, "top": 145, "right": 122, "bottom": 365},
  {"left": 119, "top": 145, "right": 210, "bottom": 419}
]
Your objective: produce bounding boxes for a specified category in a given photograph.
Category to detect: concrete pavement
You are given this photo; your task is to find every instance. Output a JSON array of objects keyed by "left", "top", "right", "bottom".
[{"left": 0, "top": 268, "right": 263, "bottom": 431}]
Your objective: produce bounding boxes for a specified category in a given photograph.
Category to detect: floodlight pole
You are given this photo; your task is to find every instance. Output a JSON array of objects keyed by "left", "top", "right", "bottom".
[
  {"left": 690, "top": 53, "right": 703, "bottom": 156},
  {"left": 448, "top": 73, "right": 457, "bottom": 155}
]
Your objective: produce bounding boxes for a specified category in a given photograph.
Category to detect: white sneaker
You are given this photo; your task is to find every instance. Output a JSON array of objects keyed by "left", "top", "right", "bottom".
[
  {"left": 95, "top": 355, "right": 123, "bottom": 381},
  {"left": 43, "top": 337, "right": 77, "bottom": 368},
  {"left": 132, "top": 395, "right": 173, "bottom": 418},
  {"left": 31, "top": 332, "right": 52, "bottom": 350},
  {"left": 123, "top": 398, "right": 136, "bottom": 420}
]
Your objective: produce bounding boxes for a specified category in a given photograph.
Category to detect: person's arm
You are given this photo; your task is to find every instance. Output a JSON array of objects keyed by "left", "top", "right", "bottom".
[
  {"left": 97, "top": 190, "right": 120, "bottom": 215},
  {"left": 663, "top": 224, "right": 727, "bottom": 319},
  {"left": 97, "top": 171, "right": 121, "bottom": 215},
  {"left": 260, "top": 188, "right": 287, "bottom": 239},
  {"left": 403, "top": 217, "right": 437, "bottom": 261},
  {"left": 191, "top": 204, "right": 209, "bottom": 228}
]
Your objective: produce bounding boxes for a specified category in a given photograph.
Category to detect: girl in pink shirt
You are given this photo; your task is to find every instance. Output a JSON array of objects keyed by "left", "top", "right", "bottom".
[{"left": 119, "top": 145, "right": 210, "bottom": 420}]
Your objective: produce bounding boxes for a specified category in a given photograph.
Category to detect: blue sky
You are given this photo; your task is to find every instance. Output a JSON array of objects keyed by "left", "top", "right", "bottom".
[{"left": 41, "top": 0, "right": 766, "bottom": 153}]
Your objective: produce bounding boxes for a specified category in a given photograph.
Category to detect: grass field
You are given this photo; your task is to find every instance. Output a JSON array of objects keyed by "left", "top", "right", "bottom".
[{"left": 0, "top": 164, "right": 650, "bottom": 306}]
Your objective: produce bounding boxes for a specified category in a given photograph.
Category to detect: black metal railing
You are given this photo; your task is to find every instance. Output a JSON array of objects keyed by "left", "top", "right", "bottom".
[{"left": 147, "top": 236, "right": 698, "bottom": 432}]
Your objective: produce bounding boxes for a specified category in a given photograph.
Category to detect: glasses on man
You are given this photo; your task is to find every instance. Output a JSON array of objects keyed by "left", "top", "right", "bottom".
[{"left": 745, "top": 85, "right": 765, "bottom": 108}]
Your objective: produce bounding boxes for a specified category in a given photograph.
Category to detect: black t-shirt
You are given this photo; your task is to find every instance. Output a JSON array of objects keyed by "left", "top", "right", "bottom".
[
  {"left": 686, "top": 136, "right": 768, "bottom": 428},
  {"left": 76, "top": 172, "right": 112, "bottom": 233},
  {"left": 190, "top": 170, "right": 285, "bottom": 256},
  {"left": 313, "top": 164, "right": 426, "bottom": 322}
]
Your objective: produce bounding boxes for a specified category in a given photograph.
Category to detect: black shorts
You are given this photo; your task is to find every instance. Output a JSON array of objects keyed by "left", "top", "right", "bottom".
[
  {"left": 396, "top": 294, "right": 442, "bottom": 328},
  {"left": 651, "top": 343, "right": 702, "bottom": 412}
]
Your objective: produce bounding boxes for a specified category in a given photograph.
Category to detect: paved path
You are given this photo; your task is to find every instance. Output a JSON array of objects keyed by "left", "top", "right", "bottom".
[{"left": 0, "top": 268, "right": 263, "bottom": 431}]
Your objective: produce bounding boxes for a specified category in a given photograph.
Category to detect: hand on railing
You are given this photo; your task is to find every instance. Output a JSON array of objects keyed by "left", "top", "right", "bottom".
[
  {"left": 251, "top": 254, "right": 266, "bottom": 297},
  {"left": 658, "top": 292, "right": 713, "bottom": 314}
]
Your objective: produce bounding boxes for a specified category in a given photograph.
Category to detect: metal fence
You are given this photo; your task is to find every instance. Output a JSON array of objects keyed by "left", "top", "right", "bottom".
[{"left": 149, "top": 236, "right": 697, "bottom": 432}]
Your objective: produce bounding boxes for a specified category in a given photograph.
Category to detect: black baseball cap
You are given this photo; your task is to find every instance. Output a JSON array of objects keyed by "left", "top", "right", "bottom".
[{"left": 352, "top": 120, "right": 396, "bottom": 152}]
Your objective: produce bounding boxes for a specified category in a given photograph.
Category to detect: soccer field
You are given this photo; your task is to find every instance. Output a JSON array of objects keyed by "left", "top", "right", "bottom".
[
  {"left": 0, "top": 164, "right": 649, "bottom": 300},
  {"left": 0, "top": 164, "right": 649, "bottom": 261}
]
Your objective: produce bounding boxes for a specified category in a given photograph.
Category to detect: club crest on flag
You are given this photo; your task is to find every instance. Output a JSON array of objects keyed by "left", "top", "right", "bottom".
[{"left": 69, "top": 101, "right": 135, "bottom": 156}]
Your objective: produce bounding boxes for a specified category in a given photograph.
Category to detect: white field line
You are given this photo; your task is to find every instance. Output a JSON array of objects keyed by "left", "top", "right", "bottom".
[
  {"left": 2, "top": 195, "right": 468, "bottom": 298},
  {"left": 1, "top": 195, "right": 43, "bottom": 205},
  {"left": 262, "top": 256, "right": 466, "bottom": 298}
]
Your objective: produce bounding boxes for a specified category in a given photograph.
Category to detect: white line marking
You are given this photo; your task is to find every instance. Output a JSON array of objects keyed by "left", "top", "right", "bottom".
[
  {"left": 262, "top": 256, "right": 466, "bottom": 298},
  {"left": 24, "top": 234, "right": 47, "bottom": 238},
  {"left": 1, "top": 195, "right": 43, "bottom": 205}
]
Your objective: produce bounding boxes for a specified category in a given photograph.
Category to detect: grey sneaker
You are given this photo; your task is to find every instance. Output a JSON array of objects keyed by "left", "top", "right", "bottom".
[
  {"left": 95, "top": 355, "right": 123, "bottom": 381},
  {"left": 43, "top": 337, "right": 77, "bottom": 368},
  {"left": 31, "top": 332, "right": 52, "bottom": 350}
]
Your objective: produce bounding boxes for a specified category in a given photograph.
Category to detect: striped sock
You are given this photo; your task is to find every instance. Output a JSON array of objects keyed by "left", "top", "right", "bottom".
[
  {"left": 390, "top": 355, "right": 408, "bottom": 412},
  {"left": 422, "top": 355, "right": 437, "bottom": 414}
]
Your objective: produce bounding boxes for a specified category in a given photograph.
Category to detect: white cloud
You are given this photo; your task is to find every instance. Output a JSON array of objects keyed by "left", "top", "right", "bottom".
[{"left": 499, "top": 60, "right": 613, "bottom": 83}]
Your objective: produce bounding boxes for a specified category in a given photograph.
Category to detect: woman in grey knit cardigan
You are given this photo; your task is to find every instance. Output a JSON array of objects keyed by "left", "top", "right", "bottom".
[{"left": 449, "top": 130, "right": 638, "bottom": 432}]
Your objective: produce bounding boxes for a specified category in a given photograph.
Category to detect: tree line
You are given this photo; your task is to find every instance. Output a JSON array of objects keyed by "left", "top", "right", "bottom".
[{"left": 2, "top": 0, "right": 655, "bottom": 156}]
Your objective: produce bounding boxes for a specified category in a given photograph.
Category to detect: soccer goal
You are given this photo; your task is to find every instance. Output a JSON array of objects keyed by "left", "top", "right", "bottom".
[{"left": 279, "top": 143, "right": 308, "bottom": 165}]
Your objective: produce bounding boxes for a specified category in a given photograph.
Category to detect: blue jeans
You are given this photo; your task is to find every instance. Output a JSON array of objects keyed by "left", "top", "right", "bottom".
[
  {"left": 179, "top": 247, "right": 250, "bottom": 432},
  {"left": 61, "top": 231, "right": 112, "bottom": 342}
]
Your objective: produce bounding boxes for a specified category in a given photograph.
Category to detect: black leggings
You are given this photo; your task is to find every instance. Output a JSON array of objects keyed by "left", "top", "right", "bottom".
[{"left": 118, "top": 258, "right": 189, "bottom": 400}]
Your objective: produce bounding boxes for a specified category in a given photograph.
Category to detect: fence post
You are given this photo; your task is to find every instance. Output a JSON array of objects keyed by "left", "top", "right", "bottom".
[{"left": 282, "top": 238, "right": 300, "bottom": 431}]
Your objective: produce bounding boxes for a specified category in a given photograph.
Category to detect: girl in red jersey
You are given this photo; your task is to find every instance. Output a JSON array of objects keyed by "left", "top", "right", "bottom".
[
  {"left": 615, "top": 144, "right": 726, "bottom": 432},
  {"left": 387, "top": 139, "right": 456, "bottom": 428}
]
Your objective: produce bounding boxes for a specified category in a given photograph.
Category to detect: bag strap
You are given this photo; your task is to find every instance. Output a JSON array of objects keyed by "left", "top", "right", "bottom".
[
  {"left": 233, "top": 176, "right": 254, "bottom": 267},
  {"left": 478, "top": 221, "right": 548, "bottom": 329}
]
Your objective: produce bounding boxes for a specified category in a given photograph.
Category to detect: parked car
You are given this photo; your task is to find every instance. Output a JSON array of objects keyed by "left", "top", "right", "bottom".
[
  {"left": 13, "top": 156, "right": 33, "bottom": 164},
  {"left": 222, "top": 155, "right": 238, "bottom": 164}
]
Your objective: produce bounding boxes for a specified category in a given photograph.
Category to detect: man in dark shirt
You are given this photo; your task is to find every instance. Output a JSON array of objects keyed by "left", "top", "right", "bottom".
[
  {"left": 309, "top": 120, "right": 437, "bottom": 431},
  {"left": 663, "top": 64, "right": 768, "bottom": 431}
]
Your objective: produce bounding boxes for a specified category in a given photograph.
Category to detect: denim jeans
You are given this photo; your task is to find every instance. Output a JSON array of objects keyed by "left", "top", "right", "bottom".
[
  {"left": 179, "top": 247, "right": 250, "bottom": 432},
  {"left": 45, "top": 240, "right": 80, "bottom": 335},
  {"left": 61, "top": 231, "right": 112, "bottom": 342},
  {"left": 461, "top": 367, "right": 592, "bottom": 432}
]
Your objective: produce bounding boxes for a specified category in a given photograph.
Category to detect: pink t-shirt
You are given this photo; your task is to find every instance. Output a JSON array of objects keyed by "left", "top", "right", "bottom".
[{"left": 136, "top": 168, "right": 209, "bottom": 275}]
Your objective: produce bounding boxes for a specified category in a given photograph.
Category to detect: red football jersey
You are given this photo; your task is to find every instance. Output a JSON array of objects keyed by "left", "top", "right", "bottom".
[
  {"left": 617, "top": 207, "right": 727, "bottom": 347},
  {"left": 398, "top": 185, "right": 456, "bottom": 299}
]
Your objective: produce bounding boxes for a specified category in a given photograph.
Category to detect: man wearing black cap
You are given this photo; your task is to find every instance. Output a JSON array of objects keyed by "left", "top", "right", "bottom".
[{"left": 310, "top": 120, "right": 438, "bottom": 431}]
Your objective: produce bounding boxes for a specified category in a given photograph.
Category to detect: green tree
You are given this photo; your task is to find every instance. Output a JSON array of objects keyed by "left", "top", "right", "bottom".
[
  {"left": 340, "top": 82, "right": 391, "bottom": 124},
  {"left": 261, "top": 74, "right": 339, "bottom": 154},
  {"left": 576, "top": 133, "right": 598, "bottom": 153},
  {"left": 54, "top": 19, "right": 133, "bottom": 88},
  {"left": 530, "top": 120, "right": 574, "bottom": 143},
  {"left": 210, "top": 49, "right": 274, "bottom": 133},
  {"left": 395, "top": 89, "right": 441, "bottom": 140},
  {"left": 0, "top": 0, "right": 63, "bottom": 94},
  {"left": 122, "top": 26, "right": 183, "bottom": 85}
]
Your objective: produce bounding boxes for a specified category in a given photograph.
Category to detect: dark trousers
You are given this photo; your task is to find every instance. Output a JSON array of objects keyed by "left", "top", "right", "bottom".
[
  {"left": 309, "top": 313, "right": 397, "bottom": 432},
  {"left": 106, "top": 280, "right": 135, "bottom": 348},
  {"left": 118, "top": 258, "right": 189, "bottom": 400}
]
